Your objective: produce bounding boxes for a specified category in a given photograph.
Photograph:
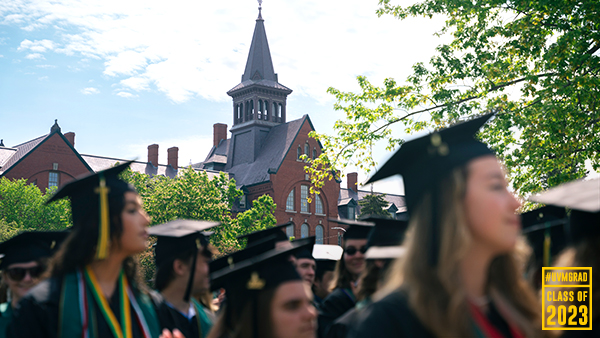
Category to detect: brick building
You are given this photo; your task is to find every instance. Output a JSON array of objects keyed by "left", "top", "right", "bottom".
[{"left": 197, "top": 7, "right": 341, "bottom": 244}]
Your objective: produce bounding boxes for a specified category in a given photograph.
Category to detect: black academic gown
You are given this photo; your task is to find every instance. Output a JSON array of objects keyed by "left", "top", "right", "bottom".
[
  {"left": 349, "top": 288, "right": 518, "bottom": 338},
  {"left": 153, "top": 298, "right": 215, "bottom": 338},
  {"left": 318, "top": 288, "right": 356, "bottom": 338},
  {"left": 10, "top": 276, "right": 155, "bottom": 338}
]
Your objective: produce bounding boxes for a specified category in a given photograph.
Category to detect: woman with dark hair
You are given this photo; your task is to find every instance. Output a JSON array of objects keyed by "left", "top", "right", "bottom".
[
  {"left": 350, "top": 114, "right": 545, "bottom": 338},
  {"left": 208, "top": 240, "right": 317, "bottom": 338},
  {"left": 317, "top": 220, "right": 371, "bottom": 337},
  {"left": 10, "top": 162, "right": 168, "bottom": 338}
]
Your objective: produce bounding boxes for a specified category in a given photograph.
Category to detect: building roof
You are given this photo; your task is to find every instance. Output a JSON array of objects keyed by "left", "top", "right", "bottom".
[
  {"left": 338, "top": 188, "right": 406, "bottom": 214},
  {"left": 0, "top": 147, "right": 17, "bottom": 172},
  {"left": 227, "top": 7, "right": 292, "bottom": 96},
  {"left": 202, "top": 139, "right": 231, "bottom": 165},
  {"left": 214, "top": 115, "right": 309, "bottom": 188}
]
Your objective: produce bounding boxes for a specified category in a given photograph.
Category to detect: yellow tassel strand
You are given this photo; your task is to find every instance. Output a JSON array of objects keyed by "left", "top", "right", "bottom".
[{"left": 94, "top": 175, "right": 111, "bottom": 259}]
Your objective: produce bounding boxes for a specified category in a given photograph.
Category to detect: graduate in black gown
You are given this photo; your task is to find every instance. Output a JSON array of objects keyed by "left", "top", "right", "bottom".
[
  {"left": 326, "top": 216, "right": 408, "bottom": 338},
  {"left": 149, "top": 219, "right": 220, "bottom": 338},
  {"left": 0, "top": 231, "right": 67, "bottom": 338},
  {"left": 10, "top": 162, "right": 166, "bottom": 338},
  {"left": 311, "top": 245, "right": 343, "bottom": 310},
  {"left": 208, "top": 240, "right": 317, "bottom": 338},
  {"left": 350, "top": 114, "right": 545, "bottom": 338},
  {"left": 530, "top": 177, "right": 600, "bottom": 337},
  {"left": 317, "top": 220, "right": 372, "bottom": 338}
]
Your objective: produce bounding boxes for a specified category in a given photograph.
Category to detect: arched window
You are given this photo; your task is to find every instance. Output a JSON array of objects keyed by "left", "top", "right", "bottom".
[
  {"left": 297, "top": 146, "right": 302, "bottom": 160},
  {"left": 301, "top": 224, "right": 309, "bottom": 238},
  {"left": 278, "top": 103, "right": 282, "bottom": 120},
  {"left": 315, "top": 194, "right": 324, "bottom": 214},
  {"left": 264, "top": 100, "right": 269, "bottom": 121},
  {"left": 287, "top": 224, "right": 294, "bottom": 239},
  {"left": 286, "top": 189, "right": 295, "bottom": 211},
  {"left": 315, "top": 225, "right": 324, "bottom": 244},
  {"left": 313, "top": 148, "right": 317, "bottom": 159},
  {"left": 301, "top": 185, "right": 309, "bottom": 213},
  {"left": 272, "top": 102, "right": 278, "bottom": 122},
  {"left": 250, "top": 99, "right": 254, "bottom": 119},
  {"left": 304, "top": 143, "right": 309, "bottom": 156},
  {"left": 245, "top": 101, "right": 249, "bottom": 121},
  {"left": 258, "top": 100, "right": 263, "bottom": 120}
]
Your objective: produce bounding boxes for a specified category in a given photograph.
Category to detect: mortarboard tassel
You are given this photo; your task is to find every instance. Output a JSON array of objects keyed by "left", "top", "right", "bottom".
[
  {"left": 95, "top": 174, "right": 111, "bottom": 259},
  {"left": 543, "top": 229, "right": 551, "bottom": 268}
]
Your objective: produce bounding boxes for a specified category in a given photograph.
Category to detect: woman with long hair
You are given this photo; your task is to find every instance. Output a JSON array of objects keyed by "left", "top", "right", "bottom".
[
  {"left": 10, "top": 162, "right": 169, "bottom": 338},
  {"left": 317, "top": 220, "right": 371, "bottom": 337},
  {"left": 207, "top": 240, "right": 317, "bottom": 338},
  {"left": 350, "top": 114, "right": 544, "bottom": 338}
]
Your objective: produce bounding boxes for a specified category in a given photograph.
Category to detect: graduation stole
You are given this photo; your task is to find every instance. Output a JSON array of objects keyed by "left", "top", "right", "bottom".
[
  {"left": 469, "top": 302, "right": 525, "bottom": 338},
  {"left": 191, "top": 298, "right": 213, "bottom": 338},
  {"left": 59, "top": 268, "right": 159, "bottom": 338}
]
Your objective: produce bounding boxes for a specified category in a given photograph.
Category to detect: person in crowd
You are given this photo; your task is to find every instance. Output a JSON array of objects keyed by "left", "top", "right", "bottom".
[
  {"left": 10, "top": 162, "right": 173, "bottom": 338},
  {"left": 311, "top": 245, "right": 343, "bottom": 309},
  {"left": 326, "top": 217, "right": 408, "bottom": 338},
  {"left": 521, "top": 206, "right": 569, "bottom": 290},
  {"left": 530, "top": 177, "right": 599, "bottom": 337},
  {"left": 207, "top": 240, "right": 317, "bottom": 338},
  {"left": 0, "top": 231, "right": 67, "bottom": 338},
  {"left": 293, "top": 238, "right": 317, "bottom": 285},
  {"left": 150, "top": 219, "right": 220, "bottom": 338},
  {"left": 317, "top": 220, "right": 372, "bottom": 337},
  {"left": 350, "top": 113, "right": 545, "bottom": 338}
]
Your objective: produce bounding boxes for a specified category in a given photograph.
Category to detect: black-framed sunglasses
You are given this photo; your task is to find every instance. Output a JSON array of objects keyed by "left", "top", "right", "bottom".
[
  {"left": 6, "top": 265, "right": 45, "bottom": 282},
  {"left": 345, "top": 245, "right": 367, "bottom": 256}
]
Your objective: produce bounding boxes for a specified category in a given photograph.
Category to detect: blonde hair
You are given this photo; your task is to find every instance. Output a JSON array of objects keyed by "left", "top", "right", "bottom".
[{"left": 378, "top": 166, "right": 544, "bottom": 337}]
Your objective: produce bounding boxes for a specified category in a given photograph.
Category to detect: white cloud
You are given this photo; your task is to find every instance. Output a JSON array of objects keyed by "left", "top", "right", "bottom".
[
  {"left": 116, "top": 91, "right": 137, "bottom": 99},
  {"left": 36, "top": 64, "right": 56, "bottom": 68},
  {"left": 25, "top": 53, "right": 44, "bottom": 59},
  {"left": 38, "top": 76, "right": 49, "bottom": 81},
  {"left": 81, "top": 87, "right": 100, "bottom": 95},
  {"left": 3, "top": 0, "right": 447, "bottom": 104},
  {"left": 0, "top": 55, "right": 3, "bottom": 58}
]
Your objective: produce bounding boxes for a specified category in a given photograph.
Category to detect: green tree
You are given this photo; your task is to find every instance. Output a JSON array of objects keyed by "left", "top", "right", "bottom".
[
  {"left": 358, "top": 193, "right": 391, "bottom": 219},
  {"left": 308, "top": 0, "right": 599, "bottom": 198},
  {"left": 0, "top": 177, "right": 71, "bottom": 231}
]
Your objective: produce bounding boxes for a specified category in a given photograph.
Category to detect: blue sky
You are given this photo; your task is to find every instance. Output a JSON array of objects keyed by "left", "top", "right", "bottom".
[{"left": 0, "top": 0, "right": 448, "bottom": 194}]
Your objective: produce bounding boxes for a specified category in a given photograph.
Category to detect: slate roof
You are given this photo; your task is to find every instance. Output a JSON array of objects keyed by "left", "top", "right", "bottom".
[
  {"left": 0, "top": 135, "right": 47, "bottom": 173},
  {"left": 212, "top": 115, "right": 308, "bottom": 188},
  {"left": 203, "top": 139, "right": 230, "bottom": 164},
  {"left": 338, "top": 188, "right": 406, "bottom": 214},
  {"left": 0, "top": 147, "right": 17, "bottom": 172},
  {"left": 81, "top": 154, "right": 223, "bottom": 180}
]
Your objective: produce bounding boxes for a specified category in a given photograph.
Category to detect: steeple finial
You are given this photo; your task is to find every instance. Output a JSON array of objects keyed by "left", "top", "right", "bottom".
[
  {"left": 257, "top": 0, "right": 263, "bottom": 20},
  {"left": 0, "top": 139, "right": 4, "bottom": 147},
  {"left": 51, "top": 119, "right": 61, "bottom": 133}
]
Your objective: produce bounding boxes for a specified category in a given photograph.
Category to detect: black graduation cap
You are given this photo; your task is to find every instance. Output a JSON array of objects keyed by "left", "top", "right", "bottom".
[
  {"left": 364, "top": 113, "right": 495, "bottom": 266},
  {"left": 292, "top": 236, "right": 316, "bottom": 260},
  {"left": 363, "top": 217, "right": 409, "bottom": 260},
  {"left": 312, "top": 244, "right": 343, "bottom": 274},
  {"left": 46, "top": 161, "right": 136, "bottom": 260},
  {"left": 209, "top": 234, "right": 278, "bottom": 276},
  {"left": 521, "top": 206, "right": 568, "bottom": 267},
  {"left": 530, "top": 177, "right": 600, "bottom": 244},
  {"left": 148, "top": 219, "right": 219, "bottom": 302},
  {"left": 0, "top": 231, "right": 68, "bottom": 269},
  {"left": 237, "top": 222, "right": 291, "bottom": 248},
  {"left": 329, "top": 218, "right": 374, "bottom": 240}
]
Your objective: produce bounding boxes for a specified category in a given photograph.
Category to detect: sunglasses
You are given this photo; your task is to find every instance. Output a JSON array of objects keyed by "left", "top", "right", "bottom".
[
  {"left": 345, "top": 245, "right": 367, "bottom": 256},
  {"left": 6, "top": 265, "right": 45, "bottom": 282}
]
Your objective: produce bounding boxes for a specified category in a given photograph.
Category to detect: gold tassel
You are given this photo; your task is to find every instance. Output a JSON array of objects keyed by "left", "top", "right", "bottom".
[
  {"left": 543, "top": 231, "right": 551, "bottom": 267},
  {"left": 94, "top": 174, "right": 111, "bottom": 259}
]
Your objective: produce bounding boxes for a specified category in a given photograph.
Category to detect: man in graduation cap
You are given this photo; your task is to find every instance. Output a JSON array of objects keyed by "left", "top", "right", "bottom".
[
  {"left": 0, "top": 231, "right": 67, "bottom": 338},
  {"left": 149, "top": 219, "right": 219, "bottom": 338},
  {"left": 530, "top": 177, "right": 599, "bottom": 337},
  {"left": 292, "top": 237, "right": 317, "bottom": 286},
  {"left": 236, "top": 222, "right": 292, "bottom": 249},
  {"left": 311, "top": 245, "right": 343, "bottom": 309}
]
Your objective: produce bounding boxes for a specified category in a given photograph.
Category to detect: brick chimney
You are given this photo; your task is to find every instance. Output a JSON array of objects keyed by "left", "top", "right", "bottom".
[
  {"left": 167, "top": 147, "right": 179, "bottom": 168},
  {"left": 64, "top": 132, "right": 75, "bottom": 147},
  {"left": 148, "top": 144, "right": 159, "bottom": 167},
  {"left": 347, "top": 172, "right": 358, "bottom": 193},
  {"left": 213, "top": 123, "right": 227, "bottom": 147}
]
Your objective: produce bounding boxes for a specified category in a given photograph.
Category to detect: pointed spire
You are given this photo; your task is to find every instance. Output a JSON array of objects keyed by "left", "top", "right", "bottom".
[
  {"left": 242, "top": 1, "right": 276, "bottom": 82},
  {"left": 50, "top": 119, "right": 61, "bottom": 133}
]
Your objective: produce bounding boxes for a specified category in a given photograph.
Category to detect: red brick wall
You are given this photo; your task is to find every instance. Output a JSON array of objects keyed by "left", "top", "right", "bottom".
[
  {"left": 266, "top": 118, "right": 340, "bottom": 244},
  {"left": 2, "top": 133, "right": 92, "bottom": 192}
]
